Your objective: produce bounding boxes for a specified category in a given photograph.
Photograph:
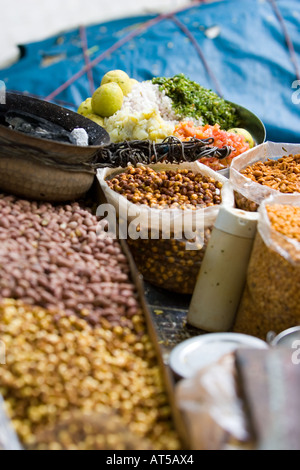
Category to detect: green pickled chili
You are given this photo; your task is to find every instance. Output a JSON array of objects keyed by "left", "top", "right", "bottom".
[{"left": 152, "top": 74, "right": 239, "bottom": 129}]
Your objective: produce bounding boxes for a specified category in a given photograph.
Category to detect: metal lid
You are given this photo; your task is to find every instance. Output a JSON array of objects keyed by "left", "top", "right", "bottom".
[
  {"left": 169, "top": 332, "right": 268, "bottom": 379},
  {"left": 214, "top": 206, "right": 259, "bottom": 239}
]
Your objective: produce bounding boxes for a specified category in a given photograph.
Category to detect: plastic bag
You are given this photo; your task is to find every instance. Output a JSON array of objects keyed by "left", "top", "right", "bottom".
[
  {"left": 97, "top": 162, "right": 234, "bottom": 294},
  {"left": 0, "top": 396, "right": 23, "bottom": 450},
  {"left": 175, "top": 353, "right": 253, "bottom": 450},
  {"left": 230, "top": 142, "right": 300, "bottom": 212},
  {"left": 26, "top": 411, "right": 153, "bottom": 451},
  {"left": 233, "top": 194, "right": 300, "bottom": 340}
]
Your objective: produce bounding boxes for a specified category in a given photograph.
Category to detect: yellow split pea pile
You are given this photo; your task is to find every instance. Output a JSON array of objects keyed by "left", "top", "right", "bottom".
[
  {"left": 0, "top": 194, "right": 180, "bottom": 450},
  {"left": 266, "top": 204, "right": 300, "bottom": 242},
  {"left": 233, "top": 203, "right": 300, "bottom": 339}
]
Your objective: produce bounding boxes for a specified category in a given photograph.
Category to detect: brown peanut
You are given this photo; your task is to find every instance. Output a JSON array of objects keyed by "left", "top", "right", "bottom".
[
  {"left": 0, "top": 194, "right": 140, "bottom": 329},
  {"left": 235, "top": 155, "right": 300, "bottom": 212}
]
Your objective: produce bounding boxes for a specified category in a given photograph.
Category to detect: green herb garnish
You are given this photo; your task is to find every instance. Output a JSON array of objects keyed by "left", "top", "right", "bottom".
[{"left": 152, "top": 74, "right": 239, "bottom": 129}]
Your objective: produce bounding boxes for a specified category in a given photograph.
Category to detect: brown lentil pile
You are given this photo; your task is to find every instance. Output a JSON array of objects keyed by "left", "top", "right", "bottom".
[
  {"left": 107, "top": 166, "right": 223, "bottom": 209},
  {"left": 233, "top": 204, "right": 300, "bottom": 340},
  {"left": 0, "top": 194, "right": 139, "bottom": 329},
  {"left": 0, "top": 299, "right": 180, "bottom": 450},
  {"left": 107, "top": 166, "right": 223, "bottom": 294},
  {"left": 235, "top": 155, "right": 300, "bottom": 211}
]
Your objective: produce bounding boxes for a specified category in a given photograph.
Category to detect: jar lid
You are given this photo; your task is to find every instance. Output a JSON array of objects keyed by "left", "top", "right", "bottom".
[{"left": 214, "top": 206, "right": 259, "bottom": 238}]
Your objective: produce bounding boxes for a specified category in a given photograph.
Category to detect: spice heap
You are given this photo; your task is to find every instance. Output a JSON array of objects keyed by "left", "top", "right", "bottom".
[
  {"left": 0, "top": 299, "right": 180, "bottom": 450},
  {"left": 107, "top": 166, "right": 223, "bottom": 209},
  {"left": 267, "top": 204, "right": 300, "bottom": 242},
  {"left": 240, "top": 154, "right": 300, "bottom": 194}
]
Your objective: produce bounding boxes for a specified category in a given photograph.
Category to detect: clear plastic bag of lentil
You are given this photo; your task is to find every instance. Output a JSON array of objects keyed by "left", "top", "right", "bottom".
[
  {"left": 233, "top": 193, "right": 300, "bottom": 340},
  {"left": 230, "top": 141, "right": 300, "bottom": 212},
  {"left": 97, "top": 162, "right": 234, "bottom": 294}
]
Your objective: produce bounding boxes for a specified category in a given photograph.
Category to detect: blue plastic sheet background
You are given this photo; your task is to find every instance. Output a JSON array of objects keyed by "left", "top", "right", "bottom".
[{"left": 1, "top": 0, "right": 300, "bottom": 143}]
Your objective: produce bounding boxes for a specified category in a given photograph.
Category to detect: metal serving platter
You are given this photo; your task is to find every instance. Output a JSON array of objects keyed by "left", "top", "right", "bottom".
[
  {"left": 227, "top": 100, "right": 266, "bottom": 147},
  {"left": 169, "top": 332, "right": 268, "bottom": 380}
]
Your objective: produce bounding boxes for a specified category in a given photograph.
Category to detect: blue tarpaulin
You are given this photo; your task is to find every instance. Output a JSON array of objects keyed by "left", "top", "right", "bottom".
[{"left": 1, "top": 0, "right": 300, "bottom": 142}]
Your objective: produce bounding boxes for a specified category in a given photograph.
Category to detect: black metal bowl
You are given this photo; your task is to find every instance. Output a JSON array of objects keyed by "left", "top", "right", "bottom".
[
  {"left": 0, "top": 92, "right": 110, "bottom": 165},
  {"left": 0, "top": 92, "right": 110, "bottom": 202}
]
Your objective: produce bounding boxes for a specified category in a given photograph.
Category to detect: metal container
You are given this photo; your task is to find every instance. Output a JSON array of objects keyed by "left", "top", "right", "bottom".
[
  {"left": 169, "top": 332, "right": 268, "bottom": 379},
  {"left": 268, "top": 326, "right": 300, "bottom": 348}
]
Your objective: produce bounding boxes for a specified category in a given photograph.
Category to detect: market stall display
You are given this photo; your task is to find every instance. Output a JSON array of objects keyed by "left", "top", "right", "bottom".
[
  {"left": 2, "top": 0, "right": 298, "bottom": 144},
  {"left": 78, "top": 71, "right": 265, "bottom": 172},
  {"left": 0, "top": 55, "right": 299, "bottom": 450}
]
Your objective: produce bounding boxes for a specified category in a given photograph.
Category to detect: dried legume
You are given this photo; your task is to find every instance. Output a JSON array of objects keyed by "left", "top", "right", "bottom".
[
  {"left": 235, "top": 155, "right": 300, "bottom": 212},
  {"left": 240, "top": 155, "right": 300, "bottom": 193},
  {"left": 127, "top": 231, "right": 211, "bottom": 294},
  {"left": 233, "top": 204, "right": 300, "bottom": 339},
  {"left": 107, "top": 166, "right": 223, "bottom": 209},
  {"left": 0, "top": 299, "right": 180, "bottom": 450},
  {"left": 0, "top": 194, "right": 139, "bottom": 329},
  {"left": 266, "top": 204, "right": 300, "bottom": 242},
  {"left": 27, "top": 411, "right": 154, "bottom": 450},
  {"left": 106, "top": 166, "right": 223, "bottom": 294}
]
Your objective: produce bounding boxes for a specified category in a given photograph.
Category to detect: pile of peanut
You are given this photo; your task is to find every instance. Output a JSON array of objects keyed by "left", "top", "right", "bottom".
[
  {"left": 266, "top": 204, "right": 300, "bottom": 242},
  {"left": 107, "top": 166, "right": 223, "bottom": 209},
  {"left": 0, "top": 195, "right": 139, "bottom": 329},
  {"left": 0, "top": 299, "right": 180, "bottom": 450},
  {"left": 240, "top": 154, "right": 300, "bottom": 193}
]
